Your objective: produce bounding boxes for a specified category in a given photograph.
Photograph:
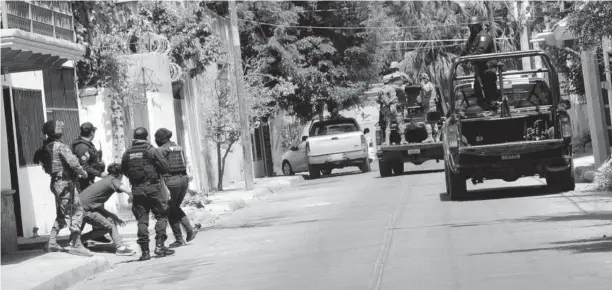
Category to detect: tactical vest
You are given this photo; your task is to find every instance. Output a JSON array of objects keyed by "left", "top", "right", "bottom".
[
  {"left": 166, "top": 145, "right": 187, "bottom": 174},
  {"left": 35, "top": 141, "right": 56, "bottom": 175},
  {"left": 124, "top": 143, "right": 159, "bottom": 185},
  {"left": 72, "top": 139, "right": 98, "bottom": 164}
]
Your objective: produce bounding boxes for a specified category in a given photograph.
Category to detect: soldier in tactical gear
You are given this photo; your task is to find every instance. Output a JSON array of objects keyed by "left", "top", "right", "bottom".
[
  {"left": 154, "top": 128, "right": 198, "bottom": 248},
  {"left": 462, "top": 15, "right": 498, "bottom": 111},
  {"left": 121, "top": 127, "right": 174, "bottom": 261},
  {"left": 417, "top": 73, "right": 438, "bottom": 143},
  {"left": 34, "top": 120, "right": 92, "bottom": 256},
  {"left": 72, "top": 122, "right": 105, "bottom": 191},
  {"left": 378, "top": 61, "right": 410, "bottom": 145}
]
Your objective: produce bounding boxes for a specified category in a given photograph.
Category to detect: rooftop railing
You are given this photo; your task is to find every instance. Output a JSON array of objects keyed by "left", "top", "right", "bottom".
[{"left": 1, "top": 1, "right": 75, "bottom": 42}]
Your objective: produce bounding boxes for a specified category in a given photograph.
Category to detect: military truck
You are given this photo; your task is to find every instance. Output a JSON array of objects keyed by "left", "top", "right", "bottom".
[
  {"left": 442, "top": 50, "right": 575, "bottom": 200},
  {"left": 375, "top": 85, "right": 448, "bottom": 177}
]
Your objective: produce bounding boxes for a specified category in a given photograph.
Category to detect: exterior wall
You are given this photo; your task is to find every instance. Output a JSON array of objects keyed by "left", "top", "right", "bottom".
[
  {"left": 2, "top": 71, "right": 57, "bottom": 238},
  {"left": 1, "top": 90, "right": 11, "bottom": 191}
]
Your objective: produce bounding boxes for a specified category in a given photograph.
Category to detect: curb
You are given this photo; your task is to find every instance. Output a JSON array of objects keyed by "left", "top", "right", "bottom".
[{"left": 31, "top": 256, "right": 111, "bottom": 290}]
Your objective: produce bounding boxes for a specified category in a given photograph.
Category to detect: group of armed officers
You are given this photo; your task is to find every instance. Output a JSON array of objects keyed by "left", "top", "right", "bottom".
[
  {"left": 377, "top": 16, "right": 496, "bottom": 144},
  {"left": 34, "top": 119, "right": 197, "bottom": 261}
]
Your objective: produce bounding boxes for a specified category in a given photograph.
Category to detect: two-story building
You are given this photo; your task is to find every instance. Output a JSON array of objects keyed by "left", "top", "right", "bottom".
[{"left": 1, "top": 0, "right": 85, "bottom": 252}]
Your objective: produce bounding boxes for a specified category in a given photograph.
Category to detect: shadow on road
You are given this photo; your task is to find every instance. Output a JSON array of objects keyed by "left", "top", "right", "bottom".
[
  {"left": 438, "top": 185, "right": 555, "bottom": 202},
  {"left": 469, "top": 236, "right": 612, "bottom": 255}
]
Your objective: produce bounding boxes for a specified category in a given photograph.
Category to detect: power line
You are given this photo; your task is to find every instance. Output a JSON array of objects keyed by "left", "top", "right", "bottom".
[
  {"left": 383, "top": 37, "right": 513, "bottom": 44},
  {"left": 238, "top": 18, "right": 478, "bottom": 30}
]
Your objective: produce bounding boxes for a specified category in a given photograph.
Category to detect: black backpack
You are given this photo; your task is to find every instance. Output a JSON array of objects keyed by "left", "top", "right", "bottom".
[{"left": 34, "top": 141, "right": 55, "bottom": 174}]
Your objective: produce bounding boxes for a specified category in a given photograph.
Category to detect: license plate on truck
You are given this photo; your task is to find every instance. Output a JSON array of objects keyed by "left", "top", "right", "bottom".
[
  {"left": 329, "top": 154, "right": 344, "bottom": 161},
  {"left": 407, "top": 149, "right": 421, "bottom": 155},
  {"left": 501, "top": 154, "right": 520, "bottom": 160}
]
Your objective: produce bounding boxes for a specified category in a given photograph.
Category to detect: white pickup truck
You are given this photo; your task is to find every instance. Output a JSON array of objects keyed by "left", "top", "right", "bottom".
[{"left": 281, "top": 117, "right": 371, "bottom": 179}]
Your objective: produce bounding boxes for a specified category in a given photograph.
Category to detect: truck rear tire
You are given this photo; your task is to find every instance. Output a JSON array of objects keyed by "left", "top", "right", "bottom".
[
  {"left": 321, "top": 168, "right": 333, "bottom": 175},
  {"left": 379, "top": 160, "right": 392, "bottom": 177},
  {"left": 309, "top": 165, "right": 321, "bottom": 179},
  {"left": 360, "top": 157, "right": 371, "bottom": 173},
  {"left": 546, "top": 164, "right": 575, "bottom": 192},
  {"left": 445, "top": 161, "right": 467, "bottom": 200},
  {"left": 392, "top": 161, "right": 404, "bottom": 175}
]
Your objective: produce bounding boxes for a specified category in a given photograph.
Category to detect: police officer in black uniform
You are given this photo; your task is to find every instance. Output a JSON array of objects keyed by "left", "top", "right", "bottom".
[
  {"left": 154, "top": 128, "right": 198, "bottom": 248},
  {"left": 121, "top": 127, "right": 174, "bottom": 261},
  {"left": 462, "top": 16, "right": 497, "bottom": 110},
  {"left": 73, "top": 122, "right": 105, "bottom": 191}
]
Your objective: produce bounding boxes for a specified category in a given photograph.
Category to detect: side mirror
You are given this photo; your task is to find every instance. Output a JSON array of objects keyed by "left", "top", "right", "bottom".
[
  {"left": 302, "top": 136, "right": 308, "bottom": 142},
  {"left": 364, "top": 128, "right": 370, "bottom": 134}
]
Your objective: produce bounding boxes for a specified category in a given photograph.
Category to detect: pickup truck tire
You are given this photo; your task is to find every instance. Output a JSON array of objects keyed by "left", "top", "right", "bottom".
[
  {"left": 321, "top": 168, "right": 333, "bottom": 175},
  {"left": 309, "top": 165, "right": 321, "bottom": 179},
  {"left": 445, "top": 161, "right": 467, "bottom": 200},
  {"left": 379, "top": 160, "right": 392, "bottom": 177},
  {"left": 282, "top": 161, "right": 295, "bottom": 176},
  {"left": 546, "top": 165, "right": 575, "bottom": 192},
  {"left": 360, "top": 157, "right": 371, "bottom": 173},
  {"left": 392, "top": 161, "right": 404, "bottom": 175}
]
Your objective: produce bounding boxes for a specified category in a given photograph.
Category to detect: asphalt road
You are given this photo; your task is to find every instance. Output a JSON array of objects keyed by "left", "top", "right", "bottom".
[{"left": 71, "top": 162, "right": 612, "bottom": 290}]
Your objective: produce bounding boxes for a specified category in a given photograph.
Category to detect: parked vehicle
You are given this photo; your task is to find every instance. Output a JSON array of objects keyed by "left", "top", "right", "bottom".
[
  {"left": 281, "top": 117, "right": 371, "bottom": 179},
  {"left": 375, "top": 86, "right": 448, "bottom": 177},
  {"left": 442, "top": 50, "right": 575, "bottom": 200}
]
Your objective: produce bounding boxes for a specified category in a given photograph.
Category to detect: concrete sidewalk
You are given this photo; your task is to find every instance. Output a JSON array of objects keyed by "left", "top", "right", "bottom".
[{"left": 1, "top": 175, "right": 304, "bottom": 290}]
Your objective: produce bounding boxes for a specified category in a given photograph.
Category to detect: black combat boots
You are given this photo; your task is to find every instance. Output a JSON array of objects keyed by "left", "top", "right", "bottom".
[
  {"left": 181, "top": 217, "right": 198, "bottom": 242},
  {"left": 154, "top": 239, "right": 175, "bottom": 257},
  {"left": 139, "top": 244, "right": 151, "bottom": 261}
]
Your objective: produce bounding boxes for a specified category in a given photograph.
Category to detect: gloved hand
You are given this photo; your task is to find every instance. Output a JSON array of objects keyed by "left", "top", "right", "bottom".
[{"left": 78, "top": 172, "right": 88, "bottom": 180}]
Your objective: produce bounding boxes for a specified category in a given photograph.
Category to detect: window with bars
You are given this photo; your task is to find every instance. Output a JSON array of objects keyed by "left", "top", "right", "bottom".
[
  {"left": 6, "top": 88, "right": 45, "bottom": 167},
  {"left": 43, "top": 68, "right": 80, "bottom": 148}
]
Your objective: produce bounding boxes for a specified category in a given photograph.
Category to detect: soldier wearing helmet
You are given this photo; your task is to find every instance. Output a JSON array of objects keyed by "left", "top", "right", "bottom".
[
  {"left": 463, "top": 15, "right": 498, "bottom": 111},
  {"left": 378, "top": 61, "right": 411, "bottom": 145},
  {"left": 34, "top": 120, "right": 91, "bottom": 256},
  {"left": 121, "top": 127, "right": 174, "bottom": 261},
  {"left": 154, "top": 128, "right": 197, "bottom": 248},
  {"left": 417, "top": 73, "right": 438, "bottom": 142}
]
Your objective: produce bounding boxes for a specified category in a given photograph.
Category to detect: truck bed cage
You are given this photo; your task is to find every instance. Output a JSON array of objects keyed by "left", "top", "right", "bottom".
[
  {"left": 454, "top": 68, "right": 550, "bottom": 81},
  {"left": 452, "top": 50, "right": 550, "bottom": 64}
]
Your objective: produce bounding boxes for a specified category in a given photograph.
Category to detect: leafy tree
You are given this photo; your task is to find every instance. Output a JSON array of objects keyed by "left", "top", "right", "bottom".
[{"left": 205, "top": 1, "right": 386, "bottom": 121}]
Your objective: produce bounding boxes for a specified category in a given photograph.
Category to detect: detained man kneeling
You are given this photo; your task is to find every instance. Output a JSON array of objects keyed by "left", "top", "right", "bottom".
[{"left": 79, "top": 163, "right": 136, "bottom": 256}]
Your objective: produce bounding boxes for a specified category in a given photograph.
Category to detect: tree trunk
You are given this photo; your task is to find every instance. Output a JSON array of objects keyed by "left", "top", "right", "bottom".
[
  {"left": 109, "top": 95, "right": 126, "bottom": 163},
  {"left": 216, "top": 141, "right": 223, "bottom": 191},
  {"left": 218, "top": 140, "right": 236, "bottom": 192}
]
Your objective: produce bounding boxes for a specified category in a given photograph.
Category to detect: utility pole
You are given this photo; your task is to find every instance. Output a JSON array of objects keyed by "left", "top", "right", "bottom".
[
  {"left": 229, "top": 0, "right": 254, "bottom": 190},
  {"left": 582, "top": 48, "right": 610, "bottom": 167}
]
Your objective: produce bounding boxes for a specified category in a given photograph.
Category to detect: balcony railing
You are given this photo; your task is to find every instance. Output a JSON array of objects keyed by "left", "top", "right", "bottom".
[{"left": 1, "top": 1, "right": 75, "bottom": 42}]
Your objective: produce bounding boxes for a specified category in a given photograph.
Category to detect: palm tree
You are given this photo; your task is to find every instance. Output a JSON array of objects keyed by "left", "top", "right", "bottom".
[{"left": 369, "top": 1, "right": 520, "bottom": 99}]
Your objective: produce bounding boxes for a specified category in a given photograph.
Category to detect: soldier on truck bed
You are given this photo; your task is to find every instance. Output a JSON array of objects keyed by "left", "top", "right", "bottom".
[
  {"left": 378, "top": 61, "right": 411, "bottom": 145},
  {"left": 462, "top": 15, "right": 498, "bottom": 111}
]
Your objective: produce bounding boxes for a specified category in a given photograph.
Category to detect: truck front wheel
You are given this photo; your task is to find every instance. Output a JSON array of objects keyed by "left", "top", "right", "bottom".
[
  {"left": 445, "top": 162, "right": 467, "bottom": 200},
  {"left": 379, "top": 160, "right": 392, "bottom": 177},
  {"left": 309, "top": 165, "right": 321, "bottom": 179}
]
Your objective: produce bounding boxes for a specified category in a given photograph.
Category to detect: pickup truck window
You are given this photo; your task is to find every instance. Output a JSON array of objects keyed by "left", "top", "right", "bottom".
[{"left": 311, "top": 120, "right": 359, "bottom": 136}]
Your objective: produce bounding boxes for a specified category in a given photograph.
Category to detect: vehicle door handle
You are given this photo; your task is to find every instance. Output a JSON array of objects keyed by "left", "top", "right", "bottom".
[{"left": 331, "top": 137, "right": 339, "bottom": 140}]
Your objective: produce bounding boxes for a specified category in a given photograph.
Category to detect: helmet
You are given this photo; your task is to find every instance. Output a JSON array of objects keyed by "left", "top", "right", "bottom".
[
  {"left": 420, "top": 73, "right": 430, "bottom": 81},
  {"left": 133, "top": 127, "right": 149, "bottom": 140},
  {"left": 154, "top": 128, "right": 173, "bottom": 142},
  {"left": 390, "top": 61, "right": 400, "bottom": 70},
  {"left": 42, "top": 120, "right": 64, "bottom": 137},
  {"left": 469, "top": 16, "right": 481, "bottom": 26}
]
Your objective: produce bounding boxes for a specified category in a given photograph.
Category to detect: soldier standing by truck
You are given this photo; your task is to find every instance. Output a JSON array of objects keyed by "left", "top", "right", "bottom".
[
  {"left": 34, "top": 120, "right": 92, "bottom": 256},
  {"left": 379, "top": 61, "right": 410, "bottom": 145},
  {"left": 417, "top": 73, "right": 438, "bottom": 143}
]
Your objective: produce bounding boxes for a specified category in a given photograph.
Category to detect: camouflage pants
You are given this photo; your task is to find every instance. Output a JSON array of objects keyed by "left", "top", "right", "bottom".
[{"left": 50, "top": 179, "right": 83, "bottom": 233}]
